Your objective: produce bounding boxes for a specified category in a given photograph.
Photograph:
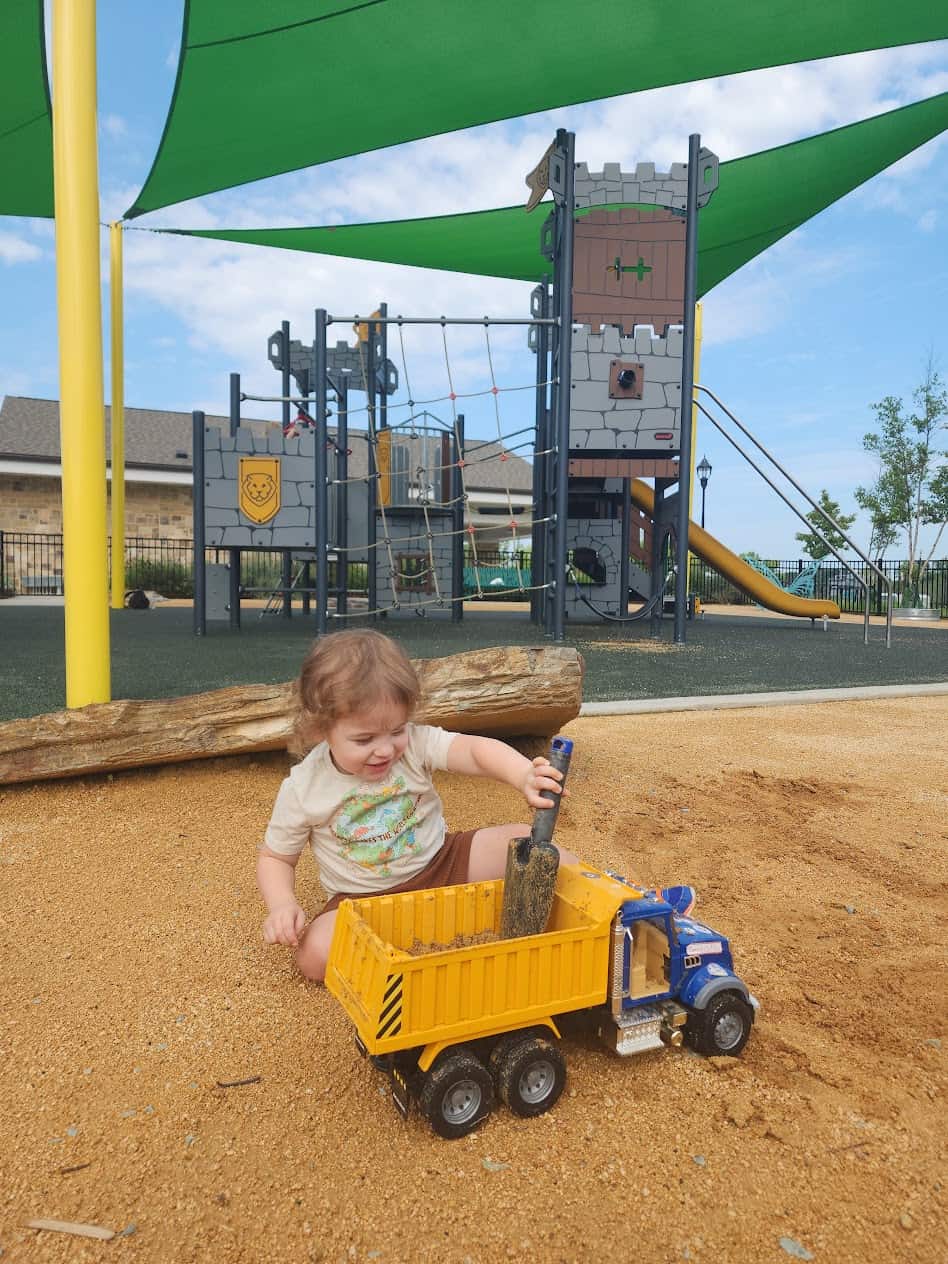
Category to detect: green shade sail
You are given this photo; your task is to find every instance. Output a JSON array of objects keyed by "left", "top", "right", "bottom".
[
  {"left": 0, "top": 1, "right": 53, "bottom": 218},
  {"left": 166, "top": 91, "right": 948, "bottom": 296},
  {"left": 126, "top": 1, "right": 948, "bottom": 218}
]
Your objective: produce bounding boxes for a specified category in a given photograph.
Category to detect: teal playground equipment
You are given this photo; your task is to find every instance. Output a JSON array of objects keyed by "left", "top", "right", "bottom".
[{"left": 740, "top": 556, "right": 822, "bottom": 601}]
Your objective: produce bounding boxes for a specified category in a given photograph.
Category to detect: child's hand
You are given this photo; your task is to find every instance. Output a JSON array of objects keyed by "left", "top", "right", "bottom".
[
  {"left": 262, "top": 901, "right": 308, "bottom": 947},
  {"left": 521, "top": 756, "right": 567, "bottom": 810}
]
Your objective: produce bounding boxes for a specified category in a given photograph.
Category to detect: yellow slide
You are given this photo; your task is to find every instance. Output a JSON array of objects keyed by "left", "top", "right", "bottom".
[{"left": 629, "top": 479, "right": 841, "bottom": 620}]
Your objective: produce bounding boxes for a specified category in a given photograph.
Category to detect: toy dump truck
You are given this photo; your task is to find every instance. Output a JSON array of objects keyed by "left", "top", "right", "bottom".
[{"left": 325, "top": 863, "right": 758, "bottom": 1138}]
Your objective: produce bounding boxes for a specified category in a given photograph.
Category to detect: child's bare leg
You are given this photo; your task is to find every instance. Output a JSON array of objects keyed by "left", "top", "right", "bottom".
[
  {"left": 467, "top": 824, "right": 579, "bottom": 882},
  {"left": 295, "top": 909, "right": 337, "bottom": 983}
]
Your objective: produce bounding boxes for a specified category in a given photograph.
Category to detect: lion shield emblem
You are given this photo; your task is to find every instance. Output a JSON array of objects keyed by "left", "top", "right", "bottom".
[{"left": 238, "top": 457, "right": 281, "bottom": 524}]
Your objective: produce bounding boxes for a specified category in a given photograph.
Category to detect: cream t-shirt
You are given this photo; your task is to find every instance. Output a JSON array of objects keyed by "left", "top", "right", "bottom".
[{"left": 263, "top": 723, "right": 457, "bottom": 898}]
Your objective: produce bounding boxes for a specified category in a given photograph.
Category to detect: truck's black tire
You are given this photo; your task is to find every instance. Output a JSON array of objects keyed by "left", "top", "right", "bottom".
[
  {"left": 419, "top": 1048, "right": 494, "bottom": 1140},
  {"left": 494, "top": 1036, "right": 566, "bottom": 1118},
  {"left": 686, "top": 992, "right": 754, "bottom": 1057},
  {"left": 487, "top": 1029, "right": 543, "bottom": 1084}
]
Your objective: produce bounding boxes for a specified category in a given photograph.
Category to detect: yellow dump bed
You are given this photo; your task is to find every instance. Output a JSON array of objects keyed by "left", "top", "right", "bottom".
[{"left": 325, "top": 864, "right": 634, "bottom": 1056}]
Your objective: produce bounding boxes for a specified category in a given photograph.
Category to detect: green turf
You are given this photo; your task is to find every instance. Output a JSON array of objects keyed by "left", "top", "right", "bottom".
[{"left": 1, "top": 603, "right": 945, "bottom": 723}]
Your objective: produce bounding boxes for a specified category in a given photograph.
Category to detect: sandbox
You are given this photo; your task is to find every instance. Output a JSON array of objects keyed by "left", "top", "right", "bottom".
[{"left": 2, "top": 699, "right": 945, "bottom": 1263}]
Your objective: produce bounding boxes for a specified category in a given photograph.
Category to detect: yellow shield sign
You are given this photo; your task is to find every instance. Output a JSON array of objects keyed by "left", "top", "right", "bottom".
[{"left": 238, "top": 457, "right": 281, "bottom": 524}]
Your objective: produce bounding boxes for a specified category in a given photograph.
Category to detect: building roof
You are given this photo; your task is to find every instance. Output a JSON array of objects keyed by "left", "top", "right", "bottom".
[{"left": 0, "top": 396, "right": 534, "bottom": 493}]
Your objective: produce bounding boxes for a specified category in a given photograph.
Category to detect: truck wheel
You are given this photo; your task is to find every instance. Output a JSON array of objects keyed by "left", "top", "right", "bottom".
[
  {"left": 419, "top": 1048, "right": 494, "bottom": 1140},
  {"left": 494, "top": 1036, "right": 566, "bottom": 1118},
  {"left": 686, "top": 992, "right": 754, "bottom": 1057}
]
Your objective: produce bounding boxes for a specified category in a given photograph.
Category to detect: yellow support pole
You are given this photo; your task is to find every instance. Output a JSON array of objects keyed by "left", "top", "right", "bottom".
[
  {"left": 109, "top": 222, "right": 125, "bottom": 609},
  {"left": 51, "top": 0, "right": 110, "bottom": 706}
]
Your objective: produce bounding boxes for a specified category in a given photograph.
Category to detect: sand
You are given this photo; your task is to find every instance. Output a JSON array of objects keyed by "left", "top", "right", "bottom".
[{"left": 2, "top": 698, "right": 946, "bottom": 1263}]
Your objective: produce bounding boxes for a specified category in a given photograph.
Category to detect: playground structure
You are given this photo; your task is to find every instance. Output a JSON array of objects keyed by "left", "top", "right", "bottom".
[{"left": 191, "top": 130, "right": 894, "bottom": 646}]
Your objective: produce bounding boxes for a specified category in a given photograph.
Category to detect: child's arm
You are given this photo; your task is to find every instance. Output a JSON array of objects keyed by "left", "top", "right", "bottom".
[
  {"left": 445, "top": 734, "right": 565, "bottom": 810},
  {"left": 257, "top": 846, "right": 308, "bottom": 947}
]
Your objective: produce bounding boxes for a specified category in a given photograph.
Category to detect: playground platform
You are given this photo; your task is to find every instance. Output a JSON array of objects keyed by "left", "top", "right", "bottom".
[{"left": 0, "top": 599, "right": 944, "bottom": 724}]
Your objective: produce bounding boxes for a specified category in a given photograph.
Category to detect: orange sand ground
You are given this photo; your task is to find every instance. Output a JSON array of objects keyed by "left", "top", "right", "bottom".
[{"left": 2, "top": 699, "right": 946, "bottom": 1263}]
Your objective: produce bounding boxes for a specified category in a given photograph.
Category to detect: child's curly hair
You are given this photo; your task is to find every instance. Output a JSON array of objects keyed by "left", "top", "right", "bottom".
[{"left": 290, "top": 629, "right": 420, "bottom": 755}]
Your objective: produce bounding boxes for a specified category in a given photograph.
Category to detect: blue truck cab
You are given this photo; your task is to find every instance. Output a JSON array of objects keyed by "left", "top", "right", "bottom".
[{"left": 598, "top": 881, "right": 759, "bottom": 1059}]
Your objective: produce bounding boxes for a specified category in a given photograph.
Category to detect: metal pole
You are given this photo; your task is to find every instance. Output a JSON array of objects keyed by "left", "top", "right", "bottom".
[
  {"left": 281, "top": 319, "right": 291, "bottom": 434},
  {"left": 281, "top": 551, "right": 292, "bottom": 618},
  {"left": 674, "top": 134, "right": 701, "bottom": 645},
  {"left": 228, "top": 372, "right": 241, "bottom": 631},
  {"left": 379, "top": 302, "right": 388, "bottom": 432},
  {"left": 192, "top": 411, "right": 206, "bottom": 636},
  {"left": 700, "top": 480, "right": 707, "bottom": 529},
  {"left": 336, "top": 377, "right": 349, "bottom": 616},
  {"left": 619, "top": 479, "right": 631, "bottom": 619},
  {"left": 314, "top": 309, "right": 329, "bottom": 635},
  {"left": 228, "top": 372, "right": 240, "bottom": 438},
  {"left": 366, "top": 318, "right": 378, "bottom": 619},
  {"left": 452, "top": 414, "right": 465, "bottom": 622},
  {"left": 650, "top": 480, "right": 670, "bottom": 635},
  {"left": 51, "top": 0, "right": 110, "bottom": 706},
  {"left": 531, "top": 281, "right": 551, "bottom": 623},
  {"left": 551, "top": 129, "right": 576, "bottom": 642},
  {"left": 109, "top": 222, "right": 125, "bottom": 611},
  {"left": 329, "top": 315, "right": 556, "bottom": 326}
]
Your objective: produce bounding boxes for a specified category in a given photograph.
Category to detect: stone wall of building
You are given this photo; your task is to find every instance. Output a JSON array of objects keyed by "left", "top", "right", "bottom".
[{"left": 0, "top": 473, "right": 193, "bottom": 539}]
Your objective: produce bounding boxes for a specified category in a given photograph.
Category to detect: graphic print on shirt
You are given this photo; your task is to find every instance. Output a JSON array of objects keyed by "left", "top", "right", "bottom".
[{"left": 331, "top": 776, "right": 422, "bottom": 876}]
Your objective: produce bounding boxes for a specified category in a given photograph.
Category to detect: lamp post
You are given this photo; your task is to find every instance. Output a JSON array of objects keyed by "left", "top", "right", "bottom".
[{"left": 697, "top": 455, "right": 712, "bottom": 529}]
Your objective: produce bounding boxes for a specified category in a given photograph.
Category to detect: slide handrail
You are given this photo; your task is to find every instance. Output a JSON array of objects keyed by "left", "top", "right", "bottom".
[{"left": 695, "top": 385, "right": 893, "bottom": 648}]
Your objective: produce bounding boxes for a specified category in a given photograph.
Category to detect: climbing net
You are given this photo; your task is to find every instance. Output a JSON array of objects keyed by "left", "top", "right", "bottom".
[{"left": 323, "top": 317, "right": 556, "bottom": 618}]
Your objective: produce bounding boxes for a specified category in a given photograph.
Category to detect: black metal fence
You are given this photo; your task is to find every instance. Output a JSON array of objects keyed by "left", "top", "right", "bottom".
[
  {"left": 2, "top": 531, "right": 946, "bottom": 615},
  {"left": 687, "top": 556, "right": 948, "bottom": 615}
]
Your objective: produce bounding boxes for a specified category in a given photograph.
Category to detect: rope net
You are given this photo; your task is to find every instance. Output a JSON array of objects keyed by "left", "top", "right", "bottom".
[{"left": 316, "top": 319, "right": 553, "bottom": 618}]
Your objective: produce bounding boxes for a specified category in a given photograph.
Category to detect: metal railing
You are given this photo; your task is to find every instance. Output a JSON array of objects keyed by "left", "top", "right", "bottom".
[{"left": 696, "top": 386, "right": 896, "bottom": 646}]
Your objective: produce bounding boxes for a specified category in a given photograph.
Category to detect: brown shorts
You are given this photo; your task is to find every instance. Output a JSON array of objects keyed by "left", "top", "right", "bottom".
[{"left": 321, "top": 829, "right": 478, "bottom": 915}]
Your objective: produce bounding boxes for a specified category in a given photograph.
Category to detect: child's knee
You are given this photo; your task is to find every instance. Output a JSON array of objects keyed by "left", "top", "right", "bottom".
[
  {"left": 295, "top": 913, "right": 334, "bottom": 983},
  {"left": 295, "top": 943, "right": 327, "bottom": 982}
]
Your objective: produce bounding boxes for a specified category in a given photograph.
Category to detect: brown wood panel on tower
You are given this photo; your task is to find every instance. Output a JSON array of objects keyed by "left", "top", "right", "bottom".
[{"left": 573, "top": 207, "right": 686, "bottom": 336}]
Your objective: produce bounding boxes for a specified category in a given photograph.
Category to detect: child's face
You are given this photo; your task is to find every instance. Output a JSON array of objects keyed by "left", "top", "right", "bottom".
[{"left": 326, "top": 700, "right": 411, "bottom": 781}]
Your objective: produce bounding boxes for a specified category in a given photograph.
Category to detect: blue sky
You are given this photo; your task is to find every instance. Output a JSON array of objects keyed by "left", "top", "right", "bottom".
[{"left": 2, "top": 4, "right": 947, "bottom": 558}]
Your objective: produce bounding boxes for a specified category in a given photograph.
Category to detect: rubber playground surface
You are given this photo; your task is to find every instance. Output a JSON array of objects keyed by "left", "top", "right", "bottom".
[
  {"left": 2, "top": 699, "right": 946, "bottom": 1262},
  {"left": 0, "top": 600, "right": 945, "bottom": 723}
]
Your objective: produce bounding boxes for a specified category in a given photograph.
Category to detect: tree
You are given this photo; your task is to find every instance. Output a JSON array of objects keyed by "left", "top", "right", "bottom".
[
  {"left": 794, "top": 490, "right": 856, "bottom": 560},
  {"left": 867, "top": 516, "right": 898, "bottom": 562},
  {"left": 855, "top": 360, "right": 948, "bottom": 606}
]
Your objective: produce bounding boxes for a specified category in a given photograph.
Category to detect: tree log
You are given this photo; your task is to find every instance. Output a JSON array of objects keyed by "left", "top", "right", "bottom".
[{"left": 0, "top": 645, "right": 583, "bottom": 786}]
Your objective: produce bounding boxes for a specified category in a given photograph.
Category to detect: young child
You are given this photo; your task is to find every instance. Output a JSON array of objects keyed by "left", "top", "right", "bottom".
[{"left": 257, "top": 629, "right": 577, "bottom": 982}]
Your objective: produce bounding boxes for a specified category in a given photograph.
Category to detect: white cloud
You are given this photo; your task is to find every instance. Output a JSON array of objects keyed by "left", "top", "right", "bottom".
[
  {"left": 101, "top": 114, "right": 128, "bottom": 138},
  {"left": 0, "top": 370, "right": 34, "bottom": 396},
  {"left": 0, "top": 233, "right": 43, "bottom": 264},
  {"left": 699, "top": 231, "right": 864, "bottom": 349}
]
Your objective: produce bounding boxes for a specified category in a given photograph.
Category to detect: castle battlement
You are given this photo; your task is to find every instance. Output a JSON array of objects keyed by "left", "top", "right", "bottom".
[{"left": 573, "top": 157, "right": 716, "bottom": 211}]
